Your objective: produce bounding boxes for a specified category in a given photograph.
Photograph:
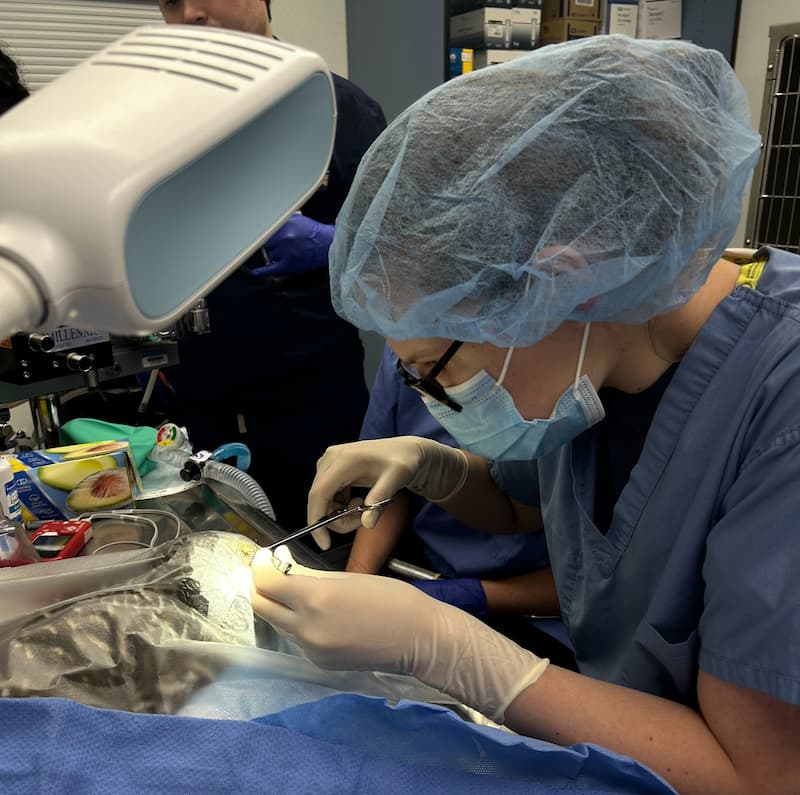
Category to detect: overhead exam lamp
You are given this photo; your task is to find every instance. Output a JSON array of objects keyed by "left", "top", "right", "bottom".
[{"left": 0, "top": 25, "right": 336, "bottom": 340}]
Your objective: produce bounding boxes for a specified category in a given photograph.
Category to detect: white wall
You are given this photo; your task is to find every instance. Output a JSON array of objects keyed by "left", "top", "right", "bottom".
[
  {"left": 733, "top": 0, "right": 800, "bottom": 245},
  {"left": 271, "top": 0, "right": 349, "bottom": 76}
]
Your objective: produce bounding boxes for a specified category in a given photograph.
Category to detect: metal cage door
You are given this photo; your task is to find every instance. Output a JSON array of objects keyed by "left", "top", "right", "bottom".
[{"left": 745, "top": 24, "right": 800, "bottom": 254}]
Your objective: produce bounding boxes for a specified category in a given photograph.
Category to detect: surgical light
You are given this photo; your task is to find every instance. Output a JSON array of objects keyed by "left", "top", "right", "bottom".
[{"left": 0, "top": 25, "right": 336, "bottom": 339}]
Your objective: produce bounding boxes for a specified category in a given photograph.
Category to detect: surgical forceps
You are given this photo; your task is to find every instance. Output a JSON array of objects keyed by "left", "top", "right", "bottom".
[{"left": 266, "top": 498, "right": 394, "bottom": 554}]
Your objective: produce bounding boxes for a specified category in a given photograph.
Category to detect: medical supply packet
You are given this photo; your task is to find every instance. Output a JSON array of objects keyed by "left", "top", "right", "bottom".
[{"left": 2, "top": 441, "right": 142, "bottom": 523}]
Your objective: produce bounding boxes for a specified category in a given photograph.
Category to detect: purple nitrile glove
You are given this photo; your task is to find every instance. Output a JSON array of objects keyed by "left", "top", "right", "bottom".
[
  {"left": 410, "top": 577, "right": 488, "bottom": 619},
  {"left": 251, "top": 214, "right": 335, "bottom": 277}
]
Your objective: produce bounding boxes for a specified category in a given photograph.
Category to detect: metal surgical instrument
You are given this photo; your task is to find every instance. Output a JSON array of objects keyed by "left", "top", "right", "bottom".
[{"left": 266, "top": 498, "right": 395, "bottom": 552}]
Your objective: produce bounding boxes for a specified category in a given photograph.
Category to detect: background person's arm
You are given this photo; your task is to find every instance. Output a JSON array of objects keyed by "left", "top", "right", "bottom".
[
  {"left": 413, "top": 566, "right": 560, "bottom": 621},
  {"left": 345, "top": 497, "right": 559, "bottom": 618},
  {"left": 438, "top": 452, "right": 543, "bottom": 535},
  {"left": 345, "top": 492, "right": 411, "bottom": 574},
  {"left": 481, "top": 567, "right": 559, "bottom": 616}
]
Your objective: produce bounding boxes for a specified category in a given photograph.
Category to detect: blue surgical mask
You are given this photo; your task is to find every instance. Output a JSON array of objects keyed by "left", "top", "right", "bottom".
[{"left": 423, "top": 324, "right": 605, "bottom": 461}]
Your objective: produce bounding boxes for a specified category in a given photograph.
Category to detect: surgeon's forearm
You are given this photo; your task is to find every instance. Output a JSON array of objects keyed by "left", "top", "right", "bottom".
[
  {"left": 345, "top": 494, "right": 409, "bottom": 574},
  {"left": 439, "top": 454, "right": 542, "bottom": 535},
  {"left": 482, "top": 567, "right": 559, "bottom": 615},
  {"left": 503, "top": 667, "right": 777, "bottom": 795}
]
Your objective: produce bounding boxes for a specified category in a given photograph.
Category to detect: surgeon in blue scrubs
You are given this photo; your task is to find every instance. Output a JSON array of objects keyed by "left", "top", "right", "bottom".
[
  {"left": 252, "top": 36, "right": 800, "bottom": 794},
  {"left": 348, "top": 345, "right": 553, "bottom": 602},
  {"left": 348, "top": 343, "right": 576, "bottom": 665}
]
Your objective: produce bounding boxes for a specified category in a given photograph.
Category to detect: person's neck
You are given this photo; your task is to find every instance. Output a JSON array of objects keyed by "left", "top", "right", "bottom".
[{"left": 601, "top": 257, "right": 740, "bottom": 394}]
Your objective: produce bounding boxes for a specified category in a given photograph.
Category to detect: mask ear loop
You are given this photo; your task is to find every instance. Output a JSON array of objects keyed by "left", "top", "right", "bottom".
[
  {"left": 495, "top": 346, "right": 515, "bottom": 389},
  {"left": 573, "top": 323, "right": 591, "bottom": 396},
  {"left": 495, "top": 271, "right": 535, "bottom": 390}
]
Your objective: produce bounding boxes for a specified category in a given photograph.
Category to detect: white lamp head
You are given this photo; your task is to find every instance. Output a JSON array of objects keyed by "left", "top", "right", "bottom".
[{"left": 0, "top": 25, "right": 336, "bottom": 337}]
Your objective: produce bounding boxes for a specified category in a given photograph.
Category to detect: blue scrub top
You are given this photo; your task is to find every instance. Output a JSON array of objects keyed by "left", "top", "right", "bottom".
[
  {"left": 491, "top": 247, "right": 800, "bottom": 707},
  {"left": 362, "top": 345, "right": 550, "bottom": 579}
]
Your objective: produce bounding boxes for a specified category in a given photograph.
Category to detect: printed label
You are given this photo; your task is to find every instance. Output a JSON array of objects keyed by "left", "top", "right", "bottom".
[
  {"left": 142, "top": 354, "right": 169, "bottom": 368},
  {"left": 13, "top": 473, "right": 62, "bottom": 521},
  {"left": 735, "top": 259, "right": 767, "bottom": 290},
  {"left": 608, "top": 4, "right": 638, "bottom": 35},
  {"left": 13, "top": 451, "right": 55, "bottom": 469},
  {"left": 47, "top": 327, "right": 110, "bottom": 352},
  {"left": 2, "top": 481, "right": 21, "bottom": 518}
]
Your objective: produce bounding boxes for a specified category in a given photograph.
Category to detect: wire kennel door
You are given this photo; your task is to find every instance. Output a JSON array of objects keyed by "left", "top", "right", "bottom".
[{"left": 745, "top": 24, "right": 800, "bottom": 254}]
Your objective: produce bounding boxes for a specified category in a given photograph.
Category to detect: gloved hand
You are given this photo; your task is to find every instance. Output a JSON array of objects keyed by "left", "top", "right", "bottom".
[
  {"left": 410, "top": 577, "right": 488, "bottom": 619},
  {"left": 251, "top": 546, "right": 548, "bottom": 723},
  {"left": 308, "top": 436, "right": 469, "bottom": 550},
  {"left": 251, "top": 214, "right": 335, "bottom": 277}
]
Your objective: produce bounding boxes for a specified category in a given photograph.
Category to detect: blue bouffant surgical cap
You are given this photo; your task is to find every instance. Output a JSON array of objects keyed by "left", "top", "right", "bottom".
[{"left": 330, "top": 35, "right": 762, "bottom": 346}]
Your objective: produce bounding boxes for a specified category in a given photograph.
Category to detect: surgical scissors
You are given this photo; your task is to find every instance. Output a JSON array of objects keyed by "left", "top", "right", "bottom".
[{"left": 265, "top": 498, "right": 394, "bottom": 552}]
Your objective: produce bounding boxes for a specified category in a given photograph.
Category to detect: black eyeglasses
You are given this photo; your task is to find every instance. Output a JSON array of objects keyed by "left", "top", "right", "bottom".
[{"left": 396, "top": 341, "right": 464, "bottom": 412}]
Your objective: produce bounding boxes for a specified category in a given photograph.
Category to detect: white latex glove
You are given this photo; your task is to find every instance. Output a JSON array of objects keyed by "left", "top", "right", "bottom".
[
  {"left": 250, "top": 546, "right": 548, "bottom": 723},
  {"left": 308, "top": 436, "right": 469, "bottom": 550}
]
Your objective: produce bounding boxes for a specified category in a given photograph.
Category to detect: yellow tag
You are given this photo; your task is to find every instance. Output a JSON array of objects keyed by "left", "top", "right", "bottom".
[{"left": 736, "top": 259, "right": 767, "bottom": 290}]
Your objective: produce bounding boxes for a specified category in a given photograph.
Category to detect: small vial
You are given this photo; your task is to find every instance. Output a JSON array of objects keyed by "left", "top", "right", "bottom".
[{"left": 0, "top": 457, "right": 22, "bottom": 523}]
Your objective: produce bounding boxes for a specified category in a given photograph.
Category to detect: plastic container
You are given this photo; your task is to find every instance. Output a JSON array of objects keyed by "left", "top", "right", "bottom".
[
  {"left": 0, "top": 517, "right": 40, "bottom": 566},
  {"left": 0, "top": 457, "right": 22, "bottom": 523}
]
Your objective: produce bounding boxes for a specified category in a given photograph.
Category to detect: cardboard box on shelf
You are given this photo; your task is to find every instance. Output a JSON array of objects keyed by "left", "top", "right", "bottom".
[
  {"left": 542, "top": 0, "right": 564, "bottom": 17},
  {"left": 570, "top": 0, "right": 602, "bottom": 18},
  {"left": 473, "top": 48, "right": 532, "bottom": 68},
  {"left": 542, "top": 0, "right": 601, "bottom": 19},
  {"left": 4, "top": 441, "right": 141, "bottom": 523},
  {"left": 637, "top": 0, "right": 682, "bottom": 39},
  {"left": 603, "top": 0, "right": 639, "bottom": 35},
  {"left": 451, "top": 6, "right": 543, "bottom": 50},
  {"left": 540, "top": 16, "right": 598, "bottom": 43},
  {"left": 449, "top": 0, "right": 542, "bottom": 13}
]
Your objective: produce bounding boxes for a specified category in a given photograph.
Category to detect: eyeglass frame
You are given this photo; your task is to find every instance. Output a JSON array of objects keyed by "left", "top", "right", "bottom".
[{"left": 395, "top": 340, "right": 464, "bottom": 412}]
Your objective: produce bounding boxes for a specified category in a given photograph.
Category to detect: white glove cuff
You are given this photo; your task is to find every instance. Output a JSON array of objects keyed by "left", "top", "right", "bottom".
[
  {"left": 414, "top": 602, "right": 550, "bottom": 724},
  {"left": 492, "top": 656, "right": 550, "bottom": 724}
]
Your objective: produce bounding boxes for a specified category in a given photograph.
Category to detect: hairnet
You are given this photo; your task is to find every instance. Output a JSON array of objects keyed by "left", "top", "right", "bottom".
[{"left": 330, "top": 35, "right": 762, "bottom": 346}]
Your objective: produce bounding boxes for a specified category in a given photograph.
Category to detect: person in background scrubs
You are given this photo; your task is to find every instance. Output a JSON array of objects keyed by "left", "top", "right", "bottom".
[
  {"left": 252, "top": 36, "right": 800, "bottom": 794},
  {"left": 156, "top": 0, "right": 386, "bottom": 530}
]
